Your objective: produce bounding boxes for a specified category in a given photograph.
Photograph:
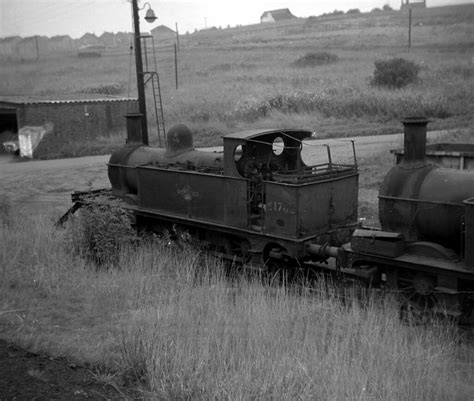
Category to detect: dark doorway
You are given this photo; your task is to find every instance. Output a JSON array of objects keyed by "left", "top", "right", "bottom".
[{"left": 0, "top": 109, "right": 18, "bottom": 154}]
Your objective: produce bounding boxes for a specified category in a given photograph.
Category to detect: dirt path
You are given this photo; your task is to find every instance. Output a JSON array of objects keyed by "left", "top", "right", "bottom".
[
  {"left": 0, "top": 339, "right": 134, "bottom": 400},
  {"left": 0, "top": 154, "right": 110, "bottom": 214}
]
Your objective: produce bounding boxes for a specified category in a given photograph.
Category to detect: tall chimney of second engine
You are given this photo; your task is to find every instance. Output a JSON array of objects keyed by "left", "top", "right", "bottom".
[
  {"left": 125, "top": 112, "right": 143, "bottom": 144},
  {"left": 401, "top": 117, "right": 429, "bottom": 164}
]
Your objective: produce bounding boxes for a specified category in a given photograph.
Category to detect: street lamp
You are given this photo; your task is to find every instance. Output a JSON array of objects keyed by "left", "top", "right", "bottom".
[
  {"left": 144, "top": 5, "right": 157, "bottom": 23},
  {"left": 131, "top": 0, "right": 157, "bottom": 145}
]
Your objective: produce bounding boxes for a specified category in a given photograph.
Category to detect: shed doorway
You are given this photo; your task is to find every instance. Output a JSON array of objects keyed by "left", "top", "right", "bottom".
[{"left": 0, "top": 109, "right": 18, "bottom": 155}]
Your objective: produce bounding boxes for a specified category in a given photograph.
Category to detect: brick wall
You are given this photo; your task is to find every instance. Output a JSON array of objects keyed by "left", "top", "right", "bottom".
[
  {"left": 17, "top": 100, "right": 137, "bottom": 138},
  {"left": 14, "top": 99, "right": 138, "bottom": 157}
]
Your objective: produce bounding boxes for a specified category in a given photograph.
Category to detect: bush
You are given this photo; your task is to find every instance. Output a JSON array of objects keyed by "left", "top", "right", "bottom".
[
  {"left": 292, "top": 52, "right": 339, "bottom": 68},
  {"left": 371, "top": 58, "right": 420, "bottom": 89},
  {"left": 78, "top": 82, "right": 123, "bottom": 95},
  {"left": 67, "top": 195, "right": 137, "bottom": 266},
  {"left": 0, "top": 194, "right": 12, "bottom": 227},
  {"left": 383, "top": 4, "right": 393, "bottom": 11},
  {"left": 347, "top": 9, "right": 361, "bottom": 15}
]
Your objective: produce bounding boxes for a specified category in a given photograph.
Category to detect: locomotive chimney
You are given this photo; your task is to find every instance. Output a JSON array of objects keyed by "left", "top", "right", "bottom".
[
  {"left": 464, "top": 197, "right": 474, "bottom": 269},
  {"left": 125, "top": 113, "right": 144, "bottom": 144},
  {"left": 401, "top": 117, "right": 429, "bottom": 164}
]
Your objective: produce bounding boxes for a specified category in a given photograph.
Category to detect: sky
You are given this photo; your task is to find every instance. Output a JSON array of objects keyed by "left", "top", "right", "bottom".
[{"left": 0, "top": 0, "right": 472, "bottom": 39}]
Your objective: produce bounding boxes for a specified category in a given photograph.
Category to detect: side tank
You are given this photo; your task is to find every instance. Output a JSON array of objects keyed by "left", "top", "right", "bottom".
[
  {"left": 379, "top": 118, "right": 474, "bottom": 253},
  {"left": 108, "top": 116, "right": 223, "bottom": 195}
]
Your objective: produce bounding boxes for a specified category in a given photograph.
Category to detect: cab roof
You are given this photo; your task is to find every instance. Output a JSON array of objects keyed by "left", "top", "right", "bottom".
[{"left": 223, "top": 128, "right": 312, "bottom": 142}]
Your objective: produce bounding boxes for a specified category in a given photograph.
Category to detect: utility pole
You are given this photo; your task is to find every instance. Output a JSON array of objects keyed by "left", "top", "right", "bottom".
[
  {"left": 131, "top": 0, "right": 149, "bottom": 145},
  {"left": 174, "top": 43, "right": 178, "bottom": 89},
  {"left": 175, "top": 22, "right": 180, "bottom": 51},
  {"left": 35, "top": 36, "right": 40, "bottom": 60},
  {"left": 408, "top": 8, "right": 412, "bottom": 49}
]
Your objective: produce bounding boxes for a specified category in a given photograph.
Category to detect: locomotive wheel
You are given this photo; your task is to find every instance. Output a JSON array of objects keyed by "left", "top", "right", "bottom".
[
  {"left": 395, "top": 272, "right": 439, "bottom": 325},
  {"left": 223, "top": 237, "right": 252, "bottom": 263}
]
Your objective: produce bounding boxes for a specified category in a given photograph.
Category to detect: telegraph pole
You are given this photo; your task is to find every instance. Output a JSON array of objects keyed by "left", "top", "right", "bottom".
[
  {"left": 175, "top": 22, "right": 180, "bottom": 51},
  {"left": 408, "top": 8, "right": 412, "bottom": 49},
  {"left": 132, "top": 0, "right": 149, "bottom": 145}
]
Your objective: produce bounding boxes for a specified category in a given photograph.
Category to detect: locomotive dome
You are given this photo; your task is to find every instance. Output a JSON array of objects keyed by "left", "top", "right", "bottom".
[{"left": 166, "top": 123, "right": 194, "bottom": 156}]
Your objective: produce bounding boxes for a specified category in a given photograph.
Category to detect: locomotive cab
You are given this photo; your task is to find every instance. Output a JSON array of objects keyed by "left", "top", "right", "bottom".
[{"left": 220, "top": 129, "right": 359, "bottom": 242}]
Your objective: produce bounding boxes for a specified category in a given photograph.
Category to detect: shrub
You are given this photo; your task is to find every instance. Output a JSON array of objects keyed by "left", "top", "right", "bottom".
[
  {"left": 292, "top": 52, "right": 339, "bottom": 68},
  {"left": 347, "top": 9, "right": 361, "bottom": 15},
  {"left": 67, "top": 195, "right": 137, "bottom": 266},
  {"left": 0, "top": 194, "right": 12, "bottom": 227},
  {"left": 371, "top": 58, "right": 420, "bottom": 89},
  {"left": 383, "top": 4, "right": 393, "bottom": 11},
  {"left": 78, "top": 82, "right": 123, "bottom": 95}
]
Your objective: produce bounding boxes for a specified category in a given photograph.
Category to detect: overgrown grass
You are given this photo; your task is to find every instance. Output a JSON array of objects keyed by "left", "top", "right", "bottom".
[
  {"left": 77, "top": 82, "right": 123, "bottom": 95},
  {"left": 1, "top": 208, "right": 473, "bottom": 399},
  {"left": 291, "top": 52, "right": 339, "bottom": 68}
]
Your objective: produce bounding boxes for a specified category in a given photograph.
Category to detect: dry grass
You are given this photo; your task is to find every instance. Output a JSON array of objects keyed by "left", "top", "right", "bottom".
[{"left": 1, "top": 205, "right": 473, "bottom": 399}]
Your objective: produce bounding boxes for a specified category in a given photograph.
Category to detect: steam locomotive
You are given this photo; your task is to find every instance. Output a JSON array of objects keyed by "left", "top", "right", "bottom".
[{"left": 70, "top": 113, "right": 474, "bottom": 322}]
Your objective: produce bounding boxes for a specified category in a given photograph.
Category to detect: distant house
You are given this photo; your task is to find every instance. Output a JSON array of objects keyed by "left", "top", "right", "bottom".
[
  {"left": 49, "top": 35, "right": 74, "bottom": 52},
  {"left": 114, "top": 32, "right": 133, "bottom": 47},
  {"left": 78, "top": 33, "right": 101, "bottom": 47},
  {"left": 401, "top": 0, "right": 426, "bottom": 9},
  {"left": 0, "top": 36, "right": 21, "bottom": 59},
  {"left": 17, "top": 36, "right": 49, "bottom": 60},
  {"left": 100, "top": 32, "right": 117, "bottom": 47},
  {"left": 151, "top": 25, "right": 176, "bottom": 43},
  {"left": 260, "top": 8, "right": 296, "bottom": 23}
]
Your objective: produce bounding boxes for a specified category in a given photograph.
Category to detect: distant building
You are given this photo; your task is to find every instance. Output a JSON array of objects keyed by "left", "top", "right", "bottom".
[
  {"left": 0, "top": 36, "right": 22, "bottom": 59},
  {"left": 49, "top": 35, "right": 74, "bottom": 52},
  {"left": 100, "top": 32, "right": 118, "bottom": 47},
  {"left": 17, "top": 36, "right": 49, "bottom": 60},
  {"left": 151, "top": 25, "right": 176, "bottom": 43},
  {"left": 114, "top": 32, "right": 134, "bottom": 47},
  {"left": 401, "top": 0, "right": 427, "bottom": 9},
  {"left": 260, "top": 8, "right": 296, "bottom": 23},
  {"left": 0, "top": 95, "right": 138, "bottom": 158},
  {"left": 78, "top": 33, "right": 101, "bottom": 47}
]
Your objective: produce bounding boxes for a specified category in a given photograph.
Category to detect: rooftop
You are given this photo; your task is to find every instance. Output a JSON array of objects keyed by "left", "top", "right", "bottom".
[{"left": 0, "top": 94, "right": 137, "bottom": 106}]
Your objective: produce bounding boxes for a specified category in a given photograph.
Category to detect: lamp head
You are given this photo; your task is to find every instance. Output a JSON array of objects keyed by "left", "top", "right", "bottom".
[{"left": 144, "top": 8, "right": 157, "bottom": 23}]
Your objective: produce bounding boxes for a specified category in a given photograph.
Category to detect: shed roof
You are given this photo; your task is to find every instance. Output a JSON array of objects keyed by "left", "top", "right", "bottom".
[
  {"left": 49, "top": 35, "right": 71, "bottom": 42},
  {"left": 224, "top": 128, "right": 311, "bottom": 142},
  {"left": 0, "top": 94, "right": 138, "bottom": 106}
]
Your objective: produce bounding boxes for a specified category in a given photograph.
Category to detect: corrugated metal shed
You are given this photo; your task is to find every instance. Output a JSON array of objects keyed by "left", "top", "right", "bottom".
[
  {"left": 0, "top": 95, "right": 139, "bottom": 158},
  {"left": 0, "top": 94, "right": 137, "bottom": 106}
]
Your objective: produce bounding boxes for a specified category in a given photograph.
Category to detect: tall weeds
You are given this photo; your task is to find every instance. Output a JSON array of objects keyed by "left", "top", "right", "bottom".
[{"left": 1, "top": 211, "right": 471, "bottom": 399}]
